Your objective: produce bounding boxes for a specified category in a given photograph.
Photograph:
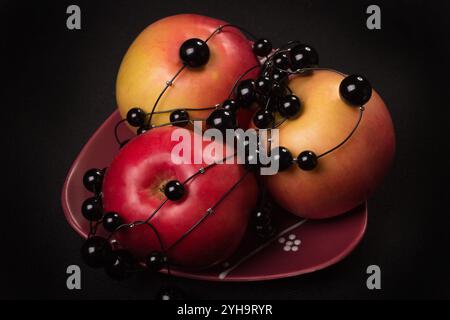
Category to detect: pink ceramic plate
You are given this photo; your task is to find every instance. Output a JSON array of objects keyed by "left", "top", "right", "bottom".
[{"left": 61, "top": 110, "right": 367, "bottom": 282}]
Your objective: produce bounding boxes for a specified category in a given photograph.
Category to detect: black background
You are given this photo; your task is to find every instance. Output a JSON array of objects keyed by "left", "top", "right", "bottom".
[{"left": 1, "top": 0, "right": 449, "bottom": 299}]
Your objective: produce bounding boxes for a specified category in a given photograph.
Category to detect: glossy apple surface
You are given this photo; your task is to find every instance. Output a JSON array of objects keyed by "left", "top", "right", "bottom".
[
  {"left": 263, "top": 70, "right": 395, "bottom": 219},
  {"left": 102, "top": 126, "right": 258, "bottom": 269},
  {"left": 116, "top": 14, "right": 260, "bottom": 129}
]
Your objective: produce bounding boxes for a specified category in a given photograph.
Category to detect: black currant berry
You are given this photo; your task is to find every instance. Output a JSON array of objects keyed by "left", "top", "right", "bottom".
[
  {"left": 256, "top": 94, "right": 269, "bottom": 109},
  {"left": 253, "top": 109, "right": 274, "bottom": 129},
  {"left": 271, "top": 69, "right": 288, "bottom": 84},
  {"left": 81, "top": 196, "right": 103, "bottom": 221},
  {"left": 253, "top": 208, "right": 272, "bottom": 226},
  {"left": 206, "top": 109, "right": 236, "bottom": 132},
  {"left": 289, "top": 43, "right": 319, "bottom": 70},
  {"left": 265, "top": 95, "right": 280, "bottom": 111},
  {"left": 80, "top": 236, "right": 114, "bottom": 268},
  {"left": 103, "top": 212, "right": 122, "bottom": 232},
  {"left": 137, "top": 125, "right": 151, "bottom": 135},
  {"left": 253, "top": 38, "right": 272, "bottom": 57},
  {"left": 273, "top": 52, "right": 291, "bottom": 70},
  {"left": 126, "top": 108, "right": 147, "bottom": 127},
  {"left": 145, "top": 251, "right": 166, "bottom": 272},
  {"left": 236, "top": 79, "right": 256, "bottom": 107},
  {"left": 105, "top": 250, "right": 135, "bottom": 280},
  {"left": 170, "top": 109, "right": 190, "bottom": 127},
  {"left": 156, "top": 286, "right": 185, "bottom": 300},
  {"left": 271, "top": 146, "right": 294, "bottom": 172},
  {"left": 270, "top": 83, "right": 285, "bottom": 97},
  {"left": 83, "top": 168, "right": 104, "bottom": 193},
  {"left": 261, "top": 68, "right": 272, "bottom": 78},
  {"left": 221, "top": 99, "right": 239, "bottom": 113},
  {"left": 164, "top": 180, "right": 185, "bottom": 201},
  {"left": 339, "top": 74, "right": 372, "bottom": 106},
  {"left": 297, "top": 150, "right": 318, "bottom": 171},
  {"left": 255, "top": 76, "right": 273, "bottom": 94},
  {"left": 278, "top": 95, "right": 301, "bottom": 118},
  {"left": 179, "top": 38, "right": 210, "bottom": 68}
]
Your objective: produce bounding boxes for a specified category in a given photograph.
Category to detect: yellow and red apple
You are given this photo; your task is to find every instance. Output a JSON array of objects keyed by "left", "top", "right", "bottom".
[
  {"left": 261, "top": 70, "right": 395, "bottom": 219},
  {"left": 116, "top": 14, "right": 260, "bottom": 129}
]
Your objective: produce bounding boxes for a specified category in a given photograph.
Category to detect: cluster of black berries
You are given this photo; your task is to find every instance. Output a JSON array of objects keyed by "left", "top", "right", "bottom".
[
  {"left": 80, "top": 168, "right": 185, "bottom": 299},
  {"left": 200, "top": 40, "right": 311, "bottom": 134},
  {"left": 250, "top": 40, "right": 319, "bottom": 129},
  {"left": 81, "top": 168, "right": 135, "bottom": 280}
]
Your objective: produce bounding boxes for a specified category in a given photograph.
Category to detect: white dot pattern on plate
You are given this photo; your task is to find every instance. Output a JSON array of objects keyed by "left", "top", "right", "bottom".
[{"left": 278, "top": 233, "right": 301, "bottom": 252}]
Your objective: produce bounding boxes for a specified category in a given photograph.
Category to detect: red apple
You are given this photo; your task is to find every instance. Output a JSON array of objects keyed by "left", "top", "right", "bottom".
[
  {"left": 261, "top": 70, "right": 395, "bottom": 219},
  {"left": 102, "top": 126, "right": 258, "bottom": 269},
  {"left": 116, "top": 14, "right": 260, "bottom": 129}
]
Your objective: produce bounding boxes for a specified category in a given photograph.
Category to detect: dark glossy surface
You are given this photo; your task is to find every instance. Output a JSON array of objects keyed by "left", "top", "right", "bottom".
[
  {"left": 82, "top": 168, "right": 104, "bottom": 193},
  {"left": 270, "top": 69, "right": 288, "bottom": 84},
  {"left": 156, "top": 286, "right": 185, "bottom": 300},
  {"left": 255, "top": 76, "right": 273, "bottom": 94},
  {"left": 169, "top": 109, "right": 190, "bottom": 127},
  {"left": 270, "top": 83, "right": 285, "bottom": 97},
  {"left": 253, "top": 109, "right": 274, "bottom": 128},
  {"left": 339, "top": 74, "right": 372, "bottom": 106},
  {"left": 80, "top": 236, "right": 113, "bottom": 268},
  {"left": 126, "top": 107, "right": 147, "bottom": 127},
  {"left": 278, "top": 94, "right": 301, "bottom": 118},
  {"left": 271, "top": 146, "right": 294, "bottom": 172},
  {"left": 145, "top": 251, "right": 166, "bottom": 272},
  {"left": 81, "top": 196, "right": 103, "bottom": 221},
  {"left": 221, "top": 99, "right": 239, "bottom": 113},
  {"left": 137, "top": 125, "right": 150, "bottom": 135},
  {"left": 206, "top": 109, "right": 236, "bottom": 132},
  {"left": 105, "top": 250, "right": 135, "bottom": 280},
  {"left": 236, "top": 79, "right": 256, "bottom": 107},
  {"left": 179, "top": 38, "right": 210, "bottom": 68},
  {"left": 252, "top": 38, "right": 272, "bottom": 57},
  {"left": 253, "top": 208, "right": 272, "bottom": 227},
  {"left": 289, "top": 43, "right": 319, "bottom": 70},
  {"left": 102, "top": 212, "right": 122, "bottom": 232},
  {"left": 164, "top": 180, "right": 185, "bottom": 201},
  {"left": 273, "top": 52, "right": 291, "bottom": 70},
  {"left": 297, "top": 150, "right": 318, "bottom": 171}
]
